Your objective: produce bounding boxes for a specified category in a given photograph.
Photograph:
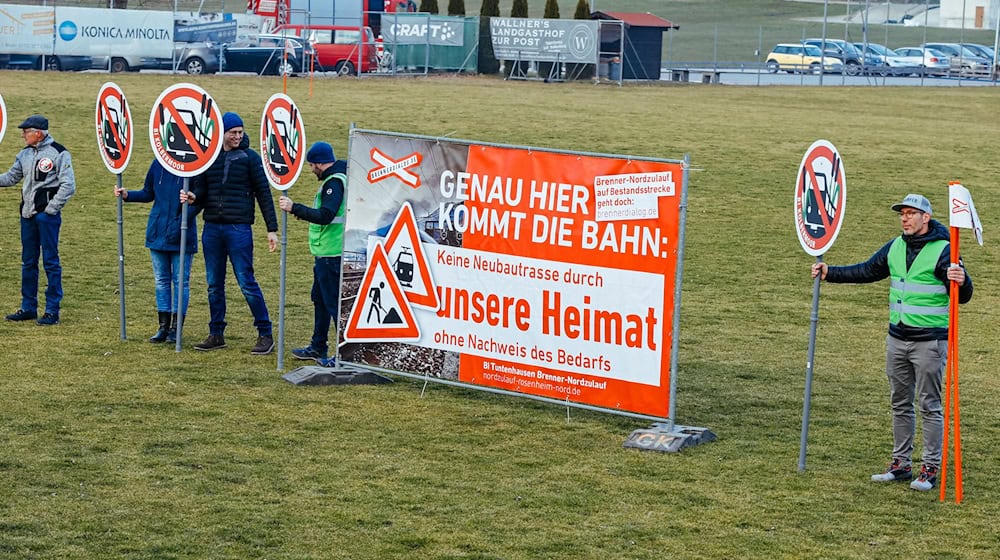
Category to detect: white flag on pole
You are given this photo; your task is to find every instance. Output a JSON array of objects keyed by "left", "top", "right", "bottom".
[{"left": 949, "top": 182, "right": 983, "bottom": 246}]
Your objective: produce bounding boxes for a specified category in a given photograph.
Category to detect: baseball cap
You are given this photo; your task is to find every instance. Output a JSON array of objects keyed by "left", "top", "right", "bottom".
[{"left": 890, "top": 194, "right": 932, "bottom": 215}]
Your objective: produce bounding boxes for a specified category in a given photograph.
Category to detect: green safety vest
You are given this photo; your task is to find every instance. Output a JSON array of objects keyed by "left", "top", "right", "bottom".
[
  {"left": 309, "top": 172, "right": 346, "bottom": 257},
  {"left": 887, "top": 237, "right": 949, "bottom": 328}
]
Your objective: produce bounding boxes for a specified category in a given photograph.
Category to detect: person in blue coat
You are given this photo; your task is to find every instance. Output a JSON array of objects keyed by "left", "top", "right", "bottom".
[{"left": 115, "top": 160, "right": 198, "bottom": 343}]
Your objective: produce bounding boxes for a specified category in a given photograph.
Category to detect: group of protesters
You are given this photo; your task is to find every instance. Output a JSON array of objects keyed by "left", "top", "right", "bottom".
[{"left": 0, "top": 111, "right": 346, "bottom": 367}]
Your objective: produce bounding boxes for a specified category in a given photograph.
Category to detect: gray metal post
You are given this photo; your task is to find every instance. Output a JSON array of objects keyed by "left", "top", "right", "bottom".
[
  {"left": 666, "top": 154, "right": 691, "bottom": 431},
  {"left": 798, "top": 255, "right": 823, "bottom": 471},
  {"left": 116, "top": 173, "right": 127, "bottom": 340},
  {"left": 176, "top": 177, "right": 190, "bottom": 352},
  {"left": 277, "top": 211, "right": 288, "bottom": 371},
  {"left": 820, "top": 0, "right": 829, "bottom": 86}
]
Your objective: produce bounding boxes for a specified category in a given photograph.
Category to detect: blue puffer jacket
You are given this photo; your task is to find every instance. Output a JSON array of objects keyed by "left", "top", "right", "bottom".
[
  {"left": 124, "top": 160, "right": 198, "bottom": 253},
  {"left": 189, "top": 134, "right": 278, "bottom": 231}
]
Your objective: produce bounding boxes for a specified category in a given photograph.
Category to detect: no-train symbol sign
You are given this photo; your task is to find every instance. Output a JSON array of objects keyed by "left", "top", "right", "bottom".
[
  {"left": 794, "top": 139, "right": 847, "bottom": 256},
  {"left": 148, "top": 83, "right": 223, "bottom": 177},
  {"left": 259, "top": 93, "right": 305, "bottom": 191},
  {"left": 95, "top": 82, "right": 134, "bottom": 174}
]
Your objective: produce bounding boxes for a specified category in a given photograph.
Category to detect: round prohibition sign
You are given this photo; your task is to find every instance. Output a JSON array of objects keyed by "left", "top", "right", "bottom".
[
  {"left": 95, "top": 82, "right": 134, "bottom": 174},
  {"left": 0, "top": 92, "right": 7, "bottom": 145},
  {"left": 794, "top": 139, "right": 847, "bottom": 256},
  {"left": 259, "top": 93, "right": 306, "bottom": 191},
  {"left": 148, "top": 83, "right": 223, "bottom": 177}
]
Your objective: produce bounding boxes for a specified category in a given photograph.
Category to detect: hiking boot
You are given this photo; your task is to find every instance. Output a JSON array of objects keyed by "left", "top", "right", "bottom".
[
  {"left": 6, "top": 309, "right": 37, "bottom": 321},
  {"left": 871, "top": 458, "right": 912, "bottom": 482},
  {"left": 251, "top": 335, "right": 274, "bottom": 355},
  {"left": 291, "top": 345, "right": 326, "bottom": 361},
  {"left": 36, "top": 312, "right": 60, "bottom": 326},
  {"left": 194, "top": 334, "right": 227, "bottom": 351},
  {"left": 910, "top": 464, "right": 939, "bottom": 492}
]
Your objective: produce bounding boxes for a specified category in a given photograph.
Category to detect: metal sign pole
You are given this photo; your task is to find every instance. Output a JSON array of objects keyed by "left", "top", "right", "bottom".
[
  {"left": 175, "top": 177, "right": 190, "bottom": 352},
  {"left": 799, "top": 255, "right": 823, "bottom": 471},
  {"left": 116, "top": 173, "right": 127, "bottom": 340},
  {"left": 278, "top": 211, "right": 288, "bottom": 371}
]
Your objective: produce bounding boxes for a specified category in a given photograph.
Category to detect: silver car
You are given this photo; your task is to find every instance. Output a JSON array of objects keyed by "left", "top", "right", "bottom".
[
  {"left": 922, "top": 42, "right": 991, "bottom": 76},
  {"left": 95, "top": 42, "right": 220, "bottom": 74}
]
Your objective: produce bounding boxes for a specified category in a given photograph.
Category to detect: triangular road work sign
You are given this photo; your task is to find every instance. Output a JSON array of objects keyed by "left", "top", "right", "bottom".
[{"left": 344, "top": 242, "right": 420, "bottom": 342}]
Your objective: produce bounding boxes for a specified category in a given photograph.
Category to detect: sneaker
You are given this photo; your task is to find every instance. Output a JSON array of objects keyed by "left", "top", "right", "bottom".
[
  {"left": 871, "top": 458, "right": 912, "bottom": 482},
  {"left": 36, "top": 312, "right": 60, "bottom": 326},
  {"left": 6, "top": 309, "right": 37, "bottom": 321},
  {"left": 251, "top": 335, "right": 274, "bottom": 355},
  {"left": 316, "top": 356, "right": 337, "bottom": 368},
  {"left": 910, "top": 464, "right": 939, "bottom": 492},
  {"left": 291, "top": 346, "right": 326, "bottom": 361},
  {"left": 194, "top": 334, "right": 227, "bottom": 351}
]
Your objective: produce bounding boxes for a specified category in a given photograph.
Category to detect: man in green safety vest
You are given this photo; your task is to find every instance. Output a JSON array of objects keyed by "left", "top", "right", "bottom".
[
  {"left": 278, "top": 141, "right": 347, "bottom": 365},
  {"left": 811, "top": 193, "right": 973, "bottom": 492}
]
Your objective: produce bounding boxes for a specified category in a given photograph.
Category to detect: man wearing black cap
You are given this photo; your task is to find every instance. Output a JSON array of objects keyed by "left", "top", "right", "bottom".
[
  {"left": 278, "top": 141, "right": 347, "bottom": 364},
  {"left": 811, "top": 193, "right": 973, "bottom": 492},
  {"left": 0, "top": 114, "right": 76, "bottom": 325},
  {"left": 180, "top": 111, "right": 279, "bottom": 355}
]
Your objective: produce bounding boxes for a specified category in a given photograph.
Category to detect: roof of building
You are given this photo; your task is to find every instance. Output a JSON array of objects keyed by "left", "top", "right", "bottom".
[{"left": 592, "top": 11, "right": 679, "bottom": 29}]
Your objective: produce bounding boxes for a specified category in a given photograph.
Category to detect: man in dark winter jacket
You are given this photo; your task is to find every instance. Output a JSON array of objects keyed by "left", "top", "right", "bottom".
[
  {"left": 0, "top": 114, "right": 76, "bottom": 326},
  {"left": 278, "top": 141, "right": 347, "bottom": 363},
  {"left": 180, "top": 112, "right": 279, "bottom": 355},
  {"left": 811, "top": 193, "right": 973, "bottom": 492}
]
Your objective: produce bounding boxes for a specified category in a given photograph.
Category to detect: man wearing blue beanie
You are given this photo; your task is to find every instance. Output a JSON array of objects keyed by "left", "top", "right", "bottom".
[
  {"left": 180, "top": 111, "right": 279, "bottom": 354},
  {"left": 278, "top": 141, "right": 346, "bottom": 363}
]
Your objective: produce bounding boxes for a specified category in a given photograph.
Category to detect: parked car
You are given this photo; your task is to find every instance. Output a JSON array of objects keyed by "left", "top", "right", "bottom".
[
  {"left": 803, "top": 38, "right": 865, "bottom": 75},
  {"left": 893, "top": 47, "right": 951, "bottom": 76},
  {"left": 221, "top": 34, "right": 314, "bottom": 76},
  {"left": 959, "top": 43, "right": 994, "bottom": 60},
  {"left": 854, "top": 43, "right": 922, "bottom": 76},
  {"left": 0, "top": 53, "right": 91, "bottom": 71},
  {"left": 276, "top": 25, "right": 377, "bottom": 74},
  {"left": 94, "top": 42, "right": 220, "bottom": 74},
  {"left": 922, "top": 42, "right": 991, "bottom": 76},
  {"left": 765, "top": 43, "right": 843, "bottom": 74}
]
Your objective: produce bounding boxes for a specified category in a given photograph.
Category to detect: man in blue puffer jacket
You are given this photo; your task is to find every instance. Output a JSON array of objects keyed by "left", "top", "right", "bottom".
[
  {"left": 180, "top": 112, "right": 279, "bottom": 355},
  {"left": 116, "top": 160, "right": 198, "bottom": 343}
]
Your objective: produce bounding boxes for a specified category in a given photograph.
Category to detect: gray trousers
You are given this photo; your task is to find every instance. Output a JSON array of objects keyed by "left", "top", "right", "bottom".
[{"left": 885, "top": 335, "right": 947, "bottom": 468}]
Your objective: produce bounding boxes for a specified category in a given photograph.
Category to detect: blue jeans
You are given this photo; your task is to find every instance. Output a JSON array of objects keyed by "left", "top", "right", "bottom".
[
  {"left": 150, "top": 249, "right": 193, "bottom": 314},
  {"left": 20, "top": 213, "right": 62, "bottom": 314},
  {"left": 201, "top": 222, "right": 271, "bottom": 337},
  {"left": 310, "top": 256, "right": 342, "bottom": 354}
]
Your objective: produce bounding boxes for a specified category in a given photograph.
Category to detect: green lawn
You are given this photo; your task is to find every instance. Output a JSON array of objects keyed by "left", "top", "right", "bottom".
[{"left": 1, "top": 67, "right": 998, "bottom": 558}]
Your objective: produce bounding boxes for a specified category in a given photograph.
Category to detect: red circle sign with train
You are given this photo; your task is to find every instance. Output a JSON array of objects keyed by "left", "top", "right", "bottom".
[
  {"left": 794, "top": 139, "right": 847, "bottom": 256},
  {"left": 259, "top": 93, "right": 306, "bottom": 191},
  {"left": 148, "top": 83, "right": 223, "bottom": 177},
  {"left": 95, "top": 82, "right": 134, "bottom": 174},
  {"left": 0, "top": 92, "right": 7, "bottom": 145}
]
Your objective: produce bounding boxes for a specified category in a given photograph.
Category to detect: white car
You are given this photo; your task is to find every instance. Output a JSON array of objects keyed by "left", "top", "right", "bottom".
[{"left": 893, "top": 47, "right": 951, "bottom": 76}]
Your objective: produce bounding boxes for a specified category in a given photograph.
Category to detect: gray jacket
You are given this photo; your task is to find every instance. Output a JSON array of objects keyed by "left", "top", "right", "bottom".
[{"left": 0, "top": 133, "right": 76, "bottom": 218}]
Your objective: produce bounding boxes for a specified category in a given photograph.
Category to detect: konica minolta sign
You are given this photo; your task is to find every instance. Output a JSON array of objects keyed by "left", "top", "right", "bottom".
[{"left": 54, "top": 7, "right": 173, "bottom": 58}]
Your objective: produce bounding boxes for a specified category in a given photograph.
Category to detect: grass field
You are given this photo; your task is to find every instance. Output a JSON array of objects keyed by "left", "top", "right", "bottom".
[{"left": 1, "top": 69, "right": 999, "bottom": 559}]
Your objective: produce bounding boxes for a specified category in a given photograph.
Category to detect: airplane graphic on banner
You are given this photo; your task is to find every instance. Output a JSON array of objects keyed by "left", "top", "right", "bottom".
[
  {"left": 381, "top": 202, "right": 439, "bottom": 309},
  {"left": 344, "top": 243, "right": 420, "bottom": 342}
]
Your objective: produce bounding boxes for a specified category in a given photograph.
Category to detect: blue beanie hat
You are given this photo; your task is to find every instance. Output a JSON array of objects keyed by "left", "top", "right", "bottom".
[
  {"left": 222, "top": 111, "right": 243, "bottom": 131},
  {"left": 306, "top": 141, "right": 336, "bottom": 164}
]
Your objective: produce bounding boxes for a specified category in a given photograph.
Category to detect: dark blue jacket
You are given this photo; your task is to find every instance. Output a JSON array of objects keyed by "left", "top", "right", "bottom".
[
  {"left": 190, "top": 134, "right": 278, "bottom": 231},
  {"left": 124, "top": 160, "right": 198, "bottom": 253}
]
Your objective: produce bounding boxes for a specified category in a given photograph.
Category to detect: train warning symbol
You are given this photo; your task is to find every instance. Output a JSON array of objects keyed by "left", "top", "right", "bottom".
[
  {"left": 95, "top": 82, "right": 134, "bottom": 174},
  {"left": 380, "top": 202, "right": 439, "bottom": 309},
  {"left": 0, "top": 92, "right": 7, "bottom": 146},
  {"left": 148, "top": 83, "right": 223, "bottom": 177}
]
